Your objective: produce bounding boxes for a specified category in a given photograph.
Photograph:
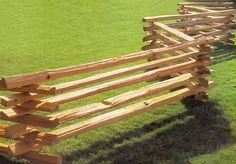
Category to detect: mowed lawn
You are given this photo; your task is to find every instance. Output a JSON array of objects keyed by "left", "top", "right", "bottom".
[{"left": 0, "top": 0, "right": 236, "bottom": 163}]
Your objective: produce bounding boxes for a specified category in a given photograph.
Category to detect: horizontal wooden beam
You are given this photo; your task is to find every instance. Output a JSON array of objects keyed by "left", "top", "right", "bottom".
[
  {"left": 0, "top": 84, "right": 56, "bottom": 95},
  {"left": 182, "top": 5, "right": 215, "bottom": 12},
  {"left": 179, "top": 2, "right": 234, "bottom": 7},
  {"left": 8, "top": 83, "right": 214, "bottom": 155},
  {"left": 45, "top": 59, "right": 210, "bottom": 105},
  {"left": 51, "top": 72, "right": 209, "bottom": 123},
  {"left": 0, "top": 38, "right": 213, "bottom": 107},
  {"left": 0, "top": 36, "right": 216, "bottom": 89},
  {"left": 0, "top": 143, "right": 61, "bottom": 164},
  {"left": 4, "top": 72, "right": 210, "bottom": 130},
  {"left": 54, "top": 85, "right": 214, "bottom": 141},
  {"left": 5, "top": 124, "right": 39, "bottom": 139},
  {"left": 143, "top": 9, "right": 235, "bottom": 22},
  {"left": 144, "top": 17, "right": 233, "bottom": 31}
]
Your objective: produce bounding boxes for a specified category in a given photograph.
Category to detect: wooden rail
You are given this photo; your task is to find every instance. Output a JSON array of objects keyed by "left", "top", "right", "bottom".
[
  {"left": 0, "top": 35, "right": 215, "bottom": 163},
  {"left": 142, "top": 8, "right": 236, "bottom": 51},
  {"left": 0, "top": 1, "right": 234, "bottom": 163}
]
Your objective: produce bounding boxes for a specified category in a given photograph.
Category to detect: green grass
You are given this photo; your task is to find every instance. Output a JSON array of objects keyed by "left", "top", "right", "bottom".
[{"left": 0, "top": 0, "right": 236, "bottom": 163}]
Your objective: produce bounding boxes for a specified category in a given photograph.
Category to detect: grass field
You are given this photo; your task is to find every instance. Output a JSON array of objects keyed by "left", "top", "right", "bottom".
[{"left": 0, "top": 0, "right": 236, "bottom": 163}]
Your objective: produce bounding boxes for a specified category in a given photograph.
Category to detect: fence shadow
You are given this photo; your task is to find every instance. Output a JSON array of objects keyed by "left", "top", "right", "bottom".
[
  {"left": 62, "top": 97, "right": 234, "bottom": 164},
  {"left": 211, "top": 43, "right": 236, "bottom": 64}
]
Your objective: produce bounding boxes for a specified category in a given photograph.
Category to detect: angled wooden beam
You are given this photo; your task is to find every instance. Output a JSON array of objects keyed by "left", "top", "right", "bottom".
[{"left": 153, "top": 22, "right": 195, "bottom": 41}]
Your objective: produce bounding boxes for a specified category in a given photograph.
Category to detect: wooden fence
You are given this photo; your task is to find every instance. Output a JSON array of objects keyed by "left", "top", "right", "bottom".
[
  {"left": 0, "top": 36, "right": 215, "bottom": 163},
  {"left": 143, "top": 10, "right": 235, "bottom": 50},
  {"left": 0, "top": 1, "right": 235, "bottom": 164}
]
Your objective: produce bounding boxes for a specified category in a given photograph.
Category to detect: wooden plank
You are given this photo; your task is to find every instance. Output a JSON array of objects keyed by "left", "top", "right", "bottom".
[
  {"left": 0, "top": 48, "right": 208, "bottom": 107},
  {"left": 18, "top": 100, "right": 59, "bottom": 112},
  {"left": 154, "top": 22, "right": 195, "bottom": 41},
  {"left": 0, "top": 51, "right": 153, "bottom": 89},
  {"left": 0, "top": 143, "right": 10, "bottom": 154},
  {"left": 45, "top": 59, "right": 210, "bottom": 105},
  {"left": 14, "top": 115, "right": 59, "bottom": 128},
  {"left": 5, "top": 124, "right": 39, "bottom": 139},
  {"left": 0, "top": 101, "right": 57, "bottom": 119},
  {"left": 0, "top": 84, "right": 56, "bottom": 95},
  {"left": 53, "top": 51, "right": 199, "bottom": 93},
  {"left": 167, "top": 17, "right": 233, "bottom": 29},
  {"left": 4, "top": 72, "right": 209, "bottom": 128},
  {"left": 179, "top": 2, "right": 234, "bottom": 7},
  {"left": 0, "top": 124, "right": 7, "bottom": 137},
  {"left": 8, "top": 83, "right": 214, "bottom": 155},
  {"left": 53, "top": 83, "right": 214, "bottom": 140},
  {"left": 0, "top": 93, "right": 46, "bottom": 107},
  {"left": 143, "top": 17, "right": 232, "bottom": 31},
  {"left": 143, "top": 9, "right": 236, "bottom": 22},
  {"left": 0, "top": 36, "right": 216, "bottom": 89},
  {"left": 51, "top": 73, "right": 209, "bottom": 123},
  {"left": 182, "top": 5, "right": 215, "bottom": 12},
  {"left": 0, "top": 143, "right": 62, "bottom": 164}
]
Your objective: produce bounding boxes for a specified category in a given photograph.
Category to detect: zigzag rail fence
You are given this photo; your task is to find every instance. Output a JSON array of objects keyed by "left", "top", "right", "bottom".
[{"left": 0, "top": 1, "right": 235, "bottom": 164}]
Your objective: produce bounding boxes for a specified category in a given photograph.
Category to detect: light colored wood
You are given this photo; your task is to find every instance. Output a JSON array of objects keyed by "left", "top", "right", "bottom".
[
  {"left": 169, "top": 17, "right": 233, "bottom": 28},
  {"left": 144, "top": 17, "right": 233, "bottom": 31},
  {"left": 0, "top": 143, "right": 10, "bottom": 154},
  {"left": 18, "top": 100, "right": 59, "bottom": 112},
  {"left": 8, "top": 83, "right": 214, "bottom": 156},
  {"left": 0, "top": 124, "right": 6, "bottom": 137},
  {"left": 5, "top": 72, "right": 209, "bottom": 129},
  {"left": 0, "top": 50, "right": 200, "bottom": 107},
  {"left": 143, "top": 9, "right": 236, "bottom": 22},
  {"left": 154, "top": 22, "right": 195, "bottom": 41},
  {"left": 45, "top": 59, "right": 209, "bottom": 105},
  {"left": 5, "top": 124, "right": 39, "bottom": 139},
  {"left": 0, "top": 49, "right": 208, "bottom": 108},
  {"left": 0, "top": 51, "right": 152, "bottom": 89},
  {"left": 178, "top": 2, "right": 233, "bottom": 7},
  {"left": 0, "top": 143, "right": 62, "bottom": 164},
  {"left": 11, "top": 115, "right": 59, "bottom": 128},
  {"left": 51, "top": 73, "right": 209, "bottom": 123},
  {"left": 0, "top": 93, "right": 46, "bottom": 107},
  {"left": 0, "top": 36, "right": 215, "bottom": 89},
  {"left": 0, "top": 84, "right": 56, "bottom": 95},
  {"left": 53, "top": 83, "right": 214, "bottom": 140},
  {"left": 182, "top": 5, "right": 216, "bottom": 12}
]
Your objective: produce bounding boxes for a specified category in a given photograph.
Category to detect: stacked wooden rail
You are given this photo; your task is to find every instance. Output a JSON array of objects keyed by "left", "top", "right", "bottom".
[
  {"left": 143, "top": 10, "right": 236, "bottom": 49},
  {"left": 0, "top": 35, "right": 215, "bottom": 163},
  {"left": 181, "top": 1, "right": 234, "bottom": 11}
]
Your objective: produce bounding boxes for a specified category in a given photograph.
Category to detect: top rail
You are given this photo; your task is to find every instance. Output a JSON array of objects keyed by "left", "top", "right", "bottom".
[
  {"left": 143, "top": 9, "right": 236, "bottom": 22},
  {"left": 0, "top": 37, "right": 214, "bottom": 89}
]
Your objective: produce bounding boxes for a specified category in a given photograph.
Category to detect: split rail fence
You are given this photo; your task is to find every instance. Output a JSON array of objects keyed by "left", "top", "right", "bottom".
[{"left": 0, "top": 1, "right": 235, "bottom": 164}]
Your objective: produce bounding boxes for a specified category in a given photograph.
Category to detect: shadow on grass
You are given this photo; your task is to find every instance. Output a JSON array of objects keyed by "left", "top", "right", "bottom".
[
  {"left": 62, "top": 97, "right": 234, "bottom": 164},
  {"left": 211, "top": 43, "right": 236, "bottom": 65}
]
